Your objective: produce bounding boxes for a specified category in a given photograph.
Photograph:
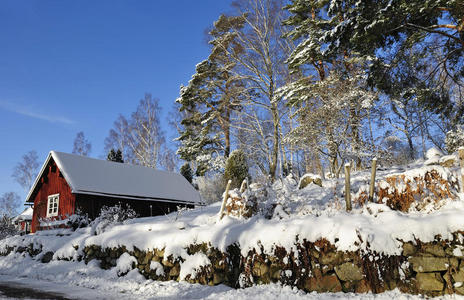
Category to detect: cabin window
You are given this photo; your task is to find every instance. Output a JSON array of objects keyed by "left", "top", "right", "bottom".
[{"left": 46, "top": 194, "right": 59, "bottom": 217}]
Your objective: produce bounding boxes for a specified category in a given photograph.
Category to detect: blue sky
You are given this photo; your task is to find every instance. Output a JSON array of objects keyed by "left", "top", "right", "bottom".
[{"left": 0, "top": 0, "right": 232, "bottom": 201}]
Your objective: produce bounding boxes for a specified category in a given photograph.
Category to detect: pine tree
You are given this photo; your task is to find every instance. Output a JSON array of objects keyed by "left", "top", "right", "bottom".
[
  {"left": 176, "top": 14, "right": 246, "bottom": 175},
  {"left": 285, "top": 0, "right": 462, "bottom": 125},
  {"left": 107, "top": 148, "right": 124, "bottom": 163},
  {"left": 224, "top": 149, "right": 249, "bottom": 190},
  {"left": 180, "top": 163, "right": 193, "bottom": 184},
  {"left": 445, "top": 126, "right": 464, "bottom": 154}
]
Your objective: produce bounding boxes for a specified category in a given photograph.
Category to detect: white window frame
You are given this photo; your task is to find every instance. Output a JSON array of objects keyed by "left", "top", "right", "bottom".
[{"left": 46, "top": 194, "right": 60, "bottom": 218}]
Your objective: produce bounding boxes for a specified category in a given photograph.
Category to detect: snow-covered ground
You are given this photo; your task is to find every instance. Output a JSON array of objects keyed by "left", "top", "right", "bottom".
[
  {"left": 1, "top": 152, "right": 464, "bottom": 299},
  {"left": 0, "top": 269, "right": 461, "bottom": 300}
]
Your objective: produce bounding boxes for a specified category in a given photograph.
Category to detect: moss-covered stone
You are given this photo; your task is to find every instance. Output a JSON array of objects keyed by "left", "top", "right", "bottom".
[
  {"left": 319, "top": 251, "right": 343, "bottom": 265},
  {"left": 422, "top": 244, "right": 446, "bottom": 257},
  {"left": 252, "top": 261, "right": 269, "bottom": 277},
  {"left": 270, "top": 264, "right": 281, "bottom": 280},
  {"left": 409, "top": 257, "right": 457, "bottom": 272},
  {"left": 451, "top": 269, "right": 464, "bottom": 283},
  {"left": 305, "top": 274, "right": 342, "bottom": 292},
  {"left": 162, "top": 258, "right": 175, "bottom": 267},
  {"left": 169, "top": 264, "right": 180, "bottom": 277},
  {"left": 402, "top": 242, "right": 416, "bottom": 257},
  {"left": 155, "top": 248, "right": 165, "bottom": 258},
  {"left": 335, "top": 262, "right": 363, "bottom": 281},
  {"left": 416, "top": 272, "right": 444, "bottom": 291}
]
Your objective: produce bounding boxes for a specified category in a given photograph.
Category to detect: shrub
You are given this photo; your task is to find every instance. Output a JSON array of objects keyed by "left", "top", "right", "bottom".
[
  {"left": 194, "top": 176, "right": 224, "bottom": 204},
  {"left": 445, "top": 125, "right": 464, "bottom": 154},
  {"left": 0, "top": 216, "right": 18, "bottom": 240},
  {"left": 224, "top": 149, "right": 249, "bottom": 189},
  {"left": 91, "top": 203, "right": 137, "bottom": 235},
  {"left": 66, "top": 209, "right": 89, "bottom": 230}
]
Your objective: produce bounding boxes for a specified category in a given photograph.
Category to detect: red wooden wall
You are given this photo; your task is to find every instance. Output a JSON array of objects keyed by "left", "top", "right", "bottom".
[{"left": 30, "top": 158, "right": 75, "bottom": 232}]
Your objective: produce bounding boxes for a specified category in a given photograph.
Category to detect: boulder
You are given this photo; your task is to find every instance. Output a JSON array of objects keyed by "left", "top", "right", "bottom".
[
  {"left": 252, "top": 261, "right": 269, "bottom": 277},
  {"left": 402, "top": 242, "right": 417, "bottom": 257},
  {"left": 213, "top": 272, "right": 225, "bottom": 285},
  {"left": 305, "top": 274, "right": 342, "bottom": 292},
  {"left": 335, "top": 263, "right": 364, "bottom": 281},
  {"left": 409, "top": 257, "right": 458, "bottom": 272},
  {"left": 355, "top": 279, "right": 371, "bottom": 293},
  {"left": 452, "top": 269, "right": 464, "bottom": 283},
  {"left": 422, "top": 244, "right": 446, "bottom": 257},
  {"left": 416, "top": 272, "right": 444, "bottom": 291},
  {"left": 41, "top": 251, "right": 54, "bottom": 263},
  {"left": 298, "top": 174, "right": 322, "bottom": 189},
  {"left": 270, "top": 264, "right": 281, "bottom": 280},
  {"left": 439, "top": 155, "right": 457, "bottom": 168},
  {"left": 155, "top": 248, "right": 165, "bottom": 258},
  {"left": 140, "top": 252, "right": 153, "bottom": 265},
  {"left": 320, "top": 251, "right": 343, "bottom": 265},
  {"left": 169, "top": 264, "right": 180, "bottom": 277}
]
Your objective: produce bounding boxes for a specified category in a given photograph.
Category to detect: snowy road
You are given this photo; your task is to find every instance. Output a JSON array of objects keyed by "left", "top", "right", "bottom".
[
  {"left": 0, "top": 276, "right": 115, "bottom": 300},
  {"left": 0, "top": 282, "right": 71, "bottom": 299}
]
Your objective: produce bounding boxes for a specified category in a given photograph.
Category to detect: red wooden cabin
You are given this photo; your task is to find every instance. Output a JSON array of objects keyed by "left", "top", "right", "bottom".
[
  {"left": 26, "top": 151, "right": 201, "bottom": 233},
  {"left": 12, "top": 207, "right": 33, "bottom": 234}
]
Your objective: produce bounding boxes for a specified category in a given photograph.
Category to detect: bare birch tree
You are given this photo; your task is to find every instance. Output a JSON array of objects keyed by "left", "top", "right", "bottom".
[
  {"left": 216, "top": 0, "right": 295, "bottom": 180},
  {"left": 0, "top": 192, "right": 21, "bottom": 218},
  {"left": 12, "top": 150, "right": 40, "bottom": 192},
  {"left": 105, "top": 94, "right": 172, "bottom": 170},
  {"left": 72, "top": 131, "right": 92, "bottom": 156}
]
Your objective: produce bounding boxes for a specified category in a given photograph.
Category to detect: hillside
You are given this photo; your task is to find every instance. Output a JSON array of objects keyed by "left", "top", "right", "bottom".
[{"left": 1, "top": 151, "right": 464, "bottom": 298}]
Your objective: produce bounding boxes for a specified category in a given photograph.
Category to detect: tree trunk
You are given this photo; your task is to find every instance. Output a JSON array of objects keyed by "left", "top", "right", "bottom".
[{"left": 269, "top": 102, "right": 279, "bottom": 180}]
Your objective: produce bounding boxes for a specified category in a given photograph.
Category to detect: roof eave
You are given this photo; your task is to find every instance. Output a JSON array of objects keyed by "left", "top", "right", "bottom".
[{"left": 74, "top": 190, "right": 203, "bottom": 206}]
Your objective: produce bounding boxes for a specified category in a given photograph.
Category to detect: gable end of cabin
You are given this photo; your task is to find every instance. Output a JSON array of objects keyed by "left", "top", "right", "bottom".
[{"left": 29, "top": 157, "right": 75, "bottom": 232}]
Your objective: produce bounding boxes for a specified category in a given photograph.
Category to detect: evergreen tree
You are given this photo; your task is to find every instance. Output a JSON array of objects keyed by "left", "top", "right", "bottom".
[
  {"left": 445, "top": 126, "right": 464, "bottom": 154},
  {"left": 176, "top": 14, "right": 246, "bottom": 175},
  {"left": 107, "top": 148, "right": 124, "bottom": 163},
  {"left": 224, "top": 149, "right": 249, "bottom": 190},
  {"left": 180, "top": 163, "right": 193, "bottom": 184},
  {"left": 284, "top": 0, "right": 462, "bottom": 125}
]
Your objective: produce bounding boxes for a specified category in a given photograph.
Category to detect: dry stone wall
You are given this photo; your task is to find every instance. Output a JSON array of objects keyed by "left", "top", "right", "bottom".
[{"left": 4, "top": 233, "right": 464, "bottom": 296}]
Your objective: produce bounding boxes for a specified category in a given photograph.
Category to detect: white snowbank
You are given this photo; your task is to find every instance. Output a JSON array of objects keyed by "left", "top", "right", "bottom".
[
  {"left": 113, "top": 253, "right": 137, "bottom": 276},
  {"left": 179, "top": 252, "right": 211, "bottom": 280}
]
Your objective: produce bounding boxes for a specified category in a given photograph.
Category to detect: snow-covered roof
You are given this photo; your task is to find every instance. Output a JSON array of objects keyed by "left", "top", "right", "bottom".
[
  {"left": 12, "top": 207, "right": 33, "bottom": 222},
  {"left": 26, "top": 151, "right": 201, "bottom": 205}
]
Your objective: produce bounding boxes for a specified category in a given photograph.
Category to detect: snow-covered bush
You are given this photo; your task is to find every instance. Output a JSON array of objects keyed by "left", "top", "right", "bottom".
[
  {"left": 224, "top": 149, "right": 249, "bottom": 189},
  {"left": 194, "top": 176, "right": 224, "bottom": 204},
  {"left": 445, "top": 125, "right": 464, "bottom": 154},
  {"left": 66, "top": 209, "right": 89, "bottom": 230},
  {"left": 113, "top": 253, "right": 137, "bottom": 277},
  {"left": 0, "top": 216, "right": 18, "bottom": 240},
  {"left": 195, "top": 153, "right": 225, "bottom": 176},
  {"left": 91, "top": 203, "right": 137, "bottom": 235}
]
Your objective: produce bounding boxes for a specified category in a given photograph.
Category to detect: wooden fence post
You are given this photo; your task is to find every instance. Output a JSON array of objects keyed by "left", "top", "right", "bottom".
[
  {"left": 368, "top": 157, "right": 377, "bottom": 202},
  {"left": 459, "top": 148, "right": 464, "bottom": 192},
  {"left": 219, "top": 180, "right": 232, "bottom": 220},
  {"left": 344, "top": 163, "right": 352, "bottom": 212},
  {"left": 240, "top": 179, "right": 247, "bottom": 193}
]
